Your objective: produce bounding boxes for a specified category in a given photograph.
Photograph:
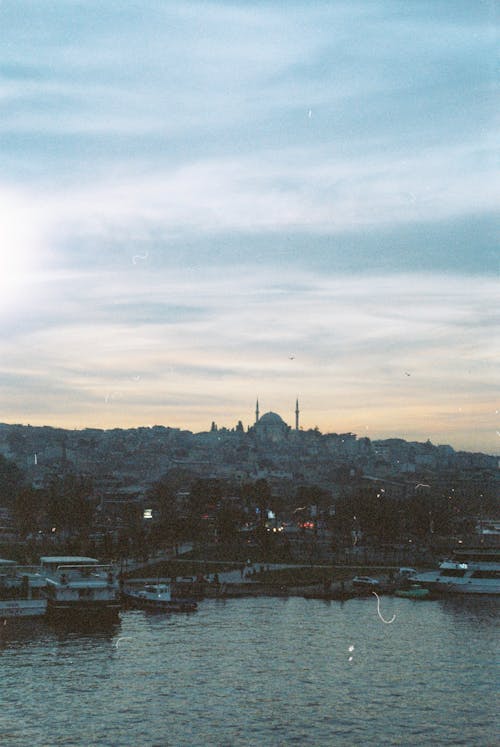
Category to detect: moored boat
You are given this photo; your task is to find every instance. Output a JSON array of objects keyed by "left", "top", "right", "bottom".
[
  {"left": 394, "top": 584, "right": 430, "bottom": 600},
  {"left": 414, "top": 548, "right": 500, "bottom": 596},
  {"left": 122, "top": 583, "right": 197, "bottom": 612},
  {"left": 351, "top": 576, "right": 380, "bottom": 594},
  {"left": 40, "top": 556, "right": 121, "bottom": 620},
  {"left": 0, "top": 558, "right": 47, "bottom": 620}
]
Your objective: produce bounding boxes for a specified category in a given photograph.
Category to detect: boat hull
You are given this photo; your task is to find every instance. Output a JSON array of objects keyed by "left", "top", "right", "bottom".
[
  {"left": 45, "top": 599, "right": 121, "bottom": 620},
  {"left": 123, "top": 593, "right": 197, "bottom": 613},
  {"left": 434, "top": 582, "right": 500, "bottom": 595},
  {"left": 415, "top": 573, "right": 500, "bottom": 596},
  {"left": 394, "top": 588, "right": 430, "bottom": 600}
]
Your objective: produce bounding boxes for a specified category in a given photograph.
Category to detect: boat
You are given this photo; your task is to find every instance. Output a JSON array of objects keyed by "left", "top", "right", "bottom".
[
  {"left": 394, "top": 584, "right": 430, "bottom": 600},
  {"left": 0, "top": 558, "right": 47, "bottom": 620},
  {"left": 40, "top": 556, "right": 121, "bottom": 620},
  {"left": 122, "top": 583, "right": 197, "bottom": 612},
  {"left": 351, "top": 575, "right": 380, "bottom": 592},
  {"left": 414, "top": 548, "right": 500, "bottom": 596}
]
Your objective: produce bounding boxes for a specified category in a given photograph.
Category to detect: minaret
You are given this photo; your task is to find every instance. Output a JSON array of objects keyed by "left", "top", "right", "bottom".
[
  {"left": 255, "top": 398, "right": 260, "bottom": 424},
  {"left": 295, "top": 398, "right": 300, "bottom": 430}
]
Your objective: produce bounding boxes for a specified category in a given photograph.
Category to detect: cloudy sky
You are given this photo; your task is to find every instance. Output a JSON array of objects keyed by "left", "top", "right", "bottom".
[{"left": 1, "top": 1, "right": 498, "bottom": 453}]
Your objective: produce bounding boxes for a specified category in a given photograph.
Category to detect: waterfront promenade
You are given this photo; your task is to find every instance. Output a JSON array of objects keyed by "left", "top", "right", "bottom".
[{"left": 122, "top": 548, "right": 399, "bottom": 600}]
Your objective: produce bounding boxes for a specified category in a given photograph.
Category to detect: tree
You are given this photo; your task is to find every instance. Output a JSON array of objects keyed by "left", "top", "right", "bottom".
[
  {"left": 254, "top": 479, "right": 271, "bottom": 520},
  {"left": 13, "top": 487, "right": 44, "bottom": 537},
  {"left": 0, "top": 455, "right": 25, "bottom": 506},
  {"left": 147, "top": 468, "right": 200, "bottom": 545},
  {"left": 216, "top": 504, "right": 245, "bottom": 548},
  {"left": 295, "top": 484, "right": 331, "bottom": 512},
  {"left": 189, "top": 478, "right": 224, "bottom": 516},
  {"left": 253, "top": 479, "right": 271, "bottom": 554},
  {"left": 46, "top": 473, "right": 94, "bottom": 534}
]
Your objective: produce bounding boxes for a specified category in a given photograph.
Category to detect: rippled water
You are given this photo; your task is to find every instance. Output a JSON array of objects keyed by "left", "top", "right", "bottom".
[{"left": 0, "top": 595, "right": 498, "bottom": 746}]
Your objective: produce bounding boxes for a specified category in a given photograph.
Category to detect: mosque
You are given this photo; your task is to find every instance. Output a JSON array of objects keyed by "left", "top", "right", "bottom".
[{"left": 251, "top": 399, "right": 300, "bottom": 443}]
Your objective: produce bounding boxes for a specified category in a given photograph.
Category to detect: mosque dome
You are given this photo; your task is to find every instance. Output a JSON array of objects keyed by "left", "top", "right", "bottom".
[
  {"left": 258, "top": 412, "right": 286, "bottom": 426},
  {"left": 254, "top": 411, "right": 290, "bottom": 442}
]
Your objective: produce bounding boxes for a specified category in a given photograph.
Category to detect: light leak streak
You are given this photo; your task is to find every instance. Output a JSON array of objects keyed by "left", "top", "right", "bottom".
[
  {"left": 372, "top": 591, "right": 396, "bottom": 624},
  {"left": 115, "top": 636, "right": 133, "bottom": 648}
]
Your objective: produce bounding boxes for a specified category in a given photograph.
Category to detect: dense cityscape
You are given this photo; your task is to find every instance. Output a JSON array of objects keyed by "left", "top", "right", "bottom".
[{"left": 1, "top": 403, "right": 498, "bottom": 567}]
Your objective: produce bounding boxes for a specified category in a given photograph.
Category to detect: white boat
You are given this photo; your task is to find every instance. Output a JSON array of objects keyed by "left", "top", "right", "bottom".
[
  {"left": 414, "top": 548, "right": 500, "bottom": 596},
  {"left": 352, "top": 575, "right": 380, "bottom": 591},
  {"left": 0, "top": 558, "right": 47, "bottom": 620},
  {"left": 122, "top": 583, "right": 197, "bottom": 612},
  {"left": 40, "top": 556, "right": 121, "bottom": 620}
]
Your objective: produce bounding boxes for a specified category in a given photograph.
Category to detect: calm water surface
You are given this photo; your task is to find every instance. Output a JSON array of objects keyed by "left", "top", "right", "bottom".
[{"left": 0, "top": 596, "right": 498, "bottom": 746}]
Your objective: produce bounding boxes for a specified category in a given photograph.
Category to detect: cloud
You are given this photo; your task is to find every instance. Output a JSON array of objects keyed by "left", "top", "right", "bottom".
[
  {"left": 1, "top": 268, "right": 497, "bottom": 450},
  {"left": 1, "top": 136, "right": 497, "bottom": 280},
  {"left": 1, "top": 1, "right": 496, "bottom": 268},
  {"left": 1, "top": 1, "right": 495, "bottom": 162},
  {"left": 0, "top": 1, "right": 497, "bottom": 453}
]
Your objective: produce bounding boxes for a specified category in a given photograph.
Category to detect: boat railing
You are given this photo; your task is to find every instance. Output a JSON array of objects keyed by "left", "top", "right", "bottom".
[
  {"left": 43, "top": 563, "right": 114, "bottom": 573},
  {"left": 43, "top": 564, "right": 117, "bottom": 584}
]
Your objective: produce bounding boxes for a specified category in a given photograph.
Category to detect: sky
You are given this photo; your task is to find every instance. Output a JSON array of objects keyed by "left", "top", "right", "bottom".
[{"left": 0, "top": 0, "right": 498, "bottom": 454}]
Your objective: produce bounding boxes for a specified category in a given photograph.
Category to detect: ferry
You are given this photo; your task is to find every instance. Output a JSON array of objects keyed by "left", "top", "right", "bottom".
[
  {"left": 414, "top": 548, "right": 500, "bottom": 596},
  {"left": 40, "top": 556, "right": 121, "bottom": 620},
  {"left": 122, "top": 582, "right": 197, "bottom": 612},
  {"left": 0, "top": 558, "right": 47, "bottom": 620}
]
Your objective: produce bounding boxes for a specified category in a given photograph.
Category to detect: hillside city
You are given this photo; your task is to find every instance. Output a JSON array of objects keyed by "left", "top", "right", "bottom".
[{"left": 0, "top": 403, "right": 498, "bottom": 567}]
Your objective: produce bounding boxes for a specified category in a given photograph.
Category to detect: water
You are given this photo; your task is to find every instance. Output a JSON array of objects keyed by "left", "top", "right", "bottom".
[{"left": 0, "top": 596, "right": 498, "bottom": 746}]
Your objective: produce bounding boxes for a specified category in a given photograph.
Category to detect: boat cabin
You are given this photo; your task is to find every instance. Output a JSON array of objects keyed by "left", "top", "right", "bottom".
[
  {"left": 40, "top": 556, "right": 115, "bottom": 583},
  {"left": 0, "top": 558, "right": 47, "bottom": 614},
  {"left": 40, "top": 556, "right": 120, "bottom": 618}
]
